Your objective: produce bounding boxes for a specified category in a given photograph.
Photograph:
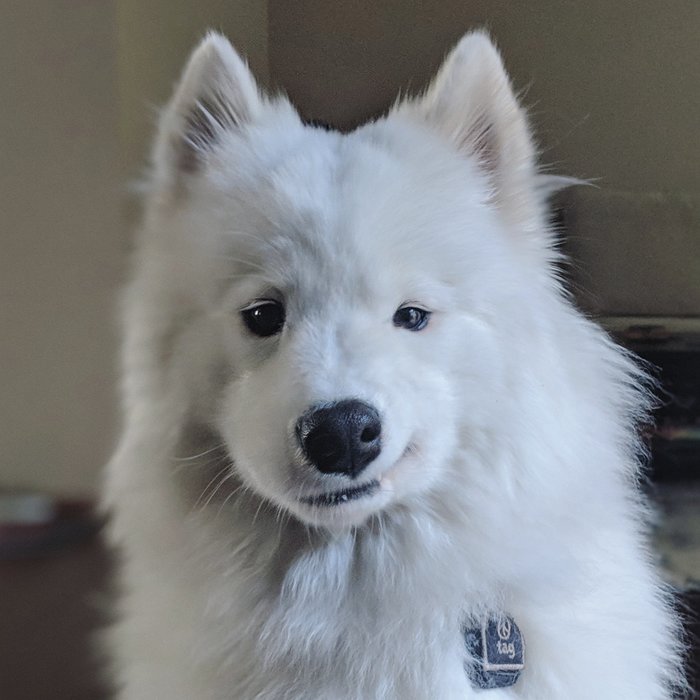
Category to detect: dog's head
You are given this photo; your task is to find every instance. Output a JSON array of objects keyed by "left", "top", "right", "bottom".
[{"left": 142, "top": 32, "right": 549, "bottom": 529}]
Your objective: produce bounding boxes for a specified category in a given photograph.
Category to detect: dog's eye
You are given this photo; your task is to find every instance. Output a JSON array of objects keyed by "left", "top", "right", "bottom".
[
  {"left": 241, "top": 300, "right": 285, "bottom": 337},
  {"left": 393, "top": 306, "right": 431, "bottom": 331}
]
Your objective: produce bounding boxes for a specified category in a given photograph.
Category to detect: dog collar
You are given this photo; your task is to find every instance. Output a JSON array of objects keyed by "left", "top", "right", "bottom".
[{"left": 463, "top": 615, "right": 525, "bottom": 690}]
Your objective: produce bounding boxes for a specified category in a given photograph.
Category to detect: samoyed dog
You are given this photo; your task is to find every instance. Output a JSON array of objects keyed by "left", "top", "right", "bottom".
[{"left": 104, "top": 31, "right": 685, "bottom": 699}]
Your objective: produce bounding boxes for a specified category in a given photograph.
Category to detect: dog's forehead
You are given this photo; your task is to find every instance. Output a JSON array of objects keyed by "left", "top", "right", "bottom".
[
  {"left": 231, "top": 134, "right": 394, "bottom": 278},
  {"left": 223, "top": 120, "right": 490, "bottom": 309}
]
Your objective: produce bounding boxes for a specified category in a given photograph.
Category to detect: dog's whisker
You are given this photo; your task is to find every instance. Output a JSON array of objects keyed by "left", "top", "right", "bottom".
[
  {"left": 173, "top": 443, "right": 225, "bottom": 462},
  {"left": 250, "top": 492, "right": 267, "bottom": 529},
  {"left": 199, "top": 470, "right": 235, "bottom": 511},
  {"left": 191, "top": 462, "right": 232, "bottom": 509},
  {"left": 214, "top": 479, "right": 251, "bottom": 519}
]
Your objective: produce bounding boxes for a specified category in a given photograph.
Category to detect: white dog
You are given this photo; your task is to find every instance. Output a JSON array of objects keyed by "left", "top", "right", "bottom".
[{"left": 104, "top": 31, "right": 685, "bottom": 699}]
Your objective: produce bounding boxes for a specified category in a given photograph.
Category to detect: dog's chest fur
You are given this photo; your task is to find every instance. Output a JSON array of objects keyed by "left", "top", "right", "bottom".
[
  {"left": 112, "top": 480, "right": 651, "bottom": 700},
  {"left": 185, "top": 499, "right": 478, "bottom": 699}
]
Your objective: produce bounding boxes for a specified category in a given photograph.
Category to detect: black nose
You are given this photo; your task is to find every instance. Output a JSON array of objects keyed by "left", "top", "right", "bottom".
[{"left": 296, "top": 400, "right": 382, "bottom": 477}]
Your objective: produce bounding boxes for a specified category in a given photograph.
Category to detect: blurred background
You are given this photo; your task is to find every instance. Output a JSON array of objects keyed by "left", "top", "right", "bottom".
[{"left": 1, "top": 1, "right": 698, "bottom": 698}]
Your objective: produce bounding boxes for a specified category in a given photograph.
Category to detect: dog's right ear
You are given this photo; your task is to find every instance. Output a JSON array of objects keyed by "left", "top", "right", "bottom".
[{"left": 152, "top": 32, "right": 262, "bottom": 186}]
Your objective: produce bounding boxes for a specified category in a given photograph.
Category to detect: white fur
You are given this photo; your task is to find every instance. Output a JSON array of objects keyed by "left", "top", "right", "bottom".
[{"left": 104, "top": 31, "right": 685, "bottom": 699}]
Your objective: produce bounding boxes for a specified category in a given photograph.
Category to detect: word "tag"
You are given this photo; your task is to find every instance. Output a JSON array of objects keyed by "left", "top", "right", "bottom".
[{"left": 463, "top": 615, "right": 525, "bottom": 690}]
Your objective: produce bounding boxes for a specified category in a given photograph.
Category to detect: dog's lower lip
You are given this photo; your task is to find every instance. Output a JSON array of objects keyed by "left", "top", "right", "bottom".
[{"left": 300, "top": 480, "right": 380, "bottom": 507}]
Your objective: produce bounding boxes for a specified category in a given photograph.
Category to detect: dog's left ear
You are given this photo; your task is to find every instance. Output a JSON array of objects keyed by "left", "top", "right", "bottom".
[{"left": 407, "top": 32, "right": 537, "bottom": 215}]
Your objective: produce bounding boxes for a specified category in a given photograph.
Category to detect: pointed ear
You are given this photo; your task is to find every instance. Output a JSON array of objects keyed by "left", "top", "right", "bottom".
[
  {"left": 152, "top": 32, "right": 262, "bottom": 184},
  {"left": 407, "top": 32, "right": 537, "bottom": 212}
]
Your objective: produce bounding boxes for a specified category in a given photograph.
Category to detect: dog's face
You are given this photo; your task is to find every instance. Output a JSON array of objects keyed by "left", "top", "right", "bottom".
[{"left": 150, "top": 33, "right": 541, "bottom": 528}]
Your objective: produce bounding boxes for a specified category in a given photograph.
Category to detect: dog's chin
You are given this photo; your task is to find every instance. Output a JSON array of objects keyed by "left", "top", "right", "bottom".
[{"left": 286, "top": 478, "right": 395, "bottom": 529}]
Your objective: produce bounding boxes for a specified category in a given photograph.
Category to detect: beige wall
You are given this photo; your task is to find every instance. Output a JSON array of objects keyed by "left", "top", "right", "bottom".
[
  {"left": 1, "top": 1, "right": 122, "bottom": 496},
  {"left": 269, "top": 1, "right": 700, "bottom": 194}
]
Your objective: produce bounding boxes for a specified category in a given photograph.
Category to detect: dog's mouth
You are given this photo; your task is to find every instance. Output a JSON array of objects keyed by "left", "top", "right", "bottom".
[{"left": 299, "top": 479, "right": 380, "bottom": 508}]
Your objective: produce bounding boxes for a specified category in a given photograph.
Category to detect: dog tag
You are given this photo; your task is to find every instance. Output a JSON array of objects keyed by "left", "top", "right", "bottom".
[{"left": 463, "top": 615, "right": 525, "bottom": 690}]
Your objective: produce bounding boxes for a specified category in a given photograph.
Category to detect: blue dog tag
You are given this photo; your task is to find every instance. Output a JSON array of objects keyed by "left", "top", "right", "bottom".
[{"left": 464, "top": 616, "right": 525, "bottom": 690}]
